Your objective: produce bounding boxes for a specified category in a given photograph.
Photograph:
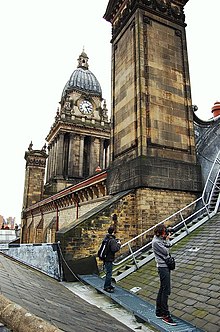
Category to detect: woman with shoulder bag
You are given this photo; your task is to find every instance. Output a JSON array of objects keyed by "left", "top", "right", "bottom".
[{"left": 152, "top": 224, "right": 177, "bottom": 326}]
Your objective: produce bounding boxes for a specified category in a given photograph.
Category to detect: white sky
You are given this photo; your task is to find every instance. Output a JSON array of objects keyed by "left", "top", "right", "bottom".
[{"left": 0, "top": 0, "right": 219, "bottom": 224}]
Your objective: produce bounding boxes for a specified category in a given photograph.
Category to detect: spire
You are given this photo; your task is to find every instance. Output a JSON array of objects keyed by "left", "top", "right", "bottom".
[
  {"left": 77, "top": 49, "right": 89, "bottom": 70},
  {"left": 28, "top": 141, "right": 33, "bottom": 151}
]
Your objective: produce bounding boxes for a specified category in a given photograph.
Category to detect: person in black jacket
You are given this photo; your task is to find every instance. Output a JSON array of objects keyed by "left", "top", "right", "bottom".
[{"left": 103, "top": 226, "right": 121, "bottom": 293}]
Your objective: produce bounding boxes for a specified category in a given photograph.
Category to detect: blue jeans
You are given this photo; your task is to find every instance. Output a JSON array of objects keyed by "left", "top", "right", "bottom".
[
  {"left": 156, "top": 267, "right": 171, "bottom": 317},
  {"left": 104, "top": 261, "right": 113, "bottom": 289}
]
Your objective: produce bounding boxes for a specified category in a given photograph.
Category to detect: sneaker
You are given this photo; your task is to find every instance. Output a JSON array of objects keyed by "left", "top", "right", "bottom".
[
  {"left": 104, "top": 287, "right": 114, "bottom": 293},
  {"left": 162, "top": 316, "right": 177, "bottom": 326},
  {"left": 155, "top": 313, "right": 164, "bottom": 318},
  {"left": 109, "top": 285, "right": 115, "bottom": 290}
]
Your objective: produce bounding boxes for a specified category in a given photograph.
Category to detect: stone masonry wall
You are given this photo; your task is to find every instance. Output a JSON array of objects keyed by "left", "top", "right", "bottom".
[
  {"left": 25, "top": 167, "right": 45, "bottom": 208},
  {"left": 24, "top": 187, "right": 197, "bottom": 272},
  {"left": 58, "top": 188, "right": 197, "bottom": 270}
]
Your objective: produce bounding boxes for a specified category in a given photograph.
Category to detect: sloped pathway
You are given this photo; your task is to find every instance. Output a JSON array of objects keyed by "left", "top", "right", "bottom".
[{"left": 80, "top": 274, "right": 203, "bottom": 332}]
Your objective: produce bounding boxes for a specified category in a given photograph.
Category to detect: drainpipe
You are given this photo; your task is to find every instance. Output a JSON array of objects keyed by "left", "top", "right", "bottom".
[{"left": 75, "top": 197, "right": 79, "bottom": 219}]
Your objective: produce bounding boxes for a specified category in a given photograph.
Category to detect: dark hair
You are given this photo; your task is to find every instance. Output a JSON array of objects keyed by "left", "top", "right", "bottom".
[
  {"left": 154, "top": 224, "right": 166, "bottom": 236},
  {"left": 108, "top": 226, "right": 115, "bottom": 234}
]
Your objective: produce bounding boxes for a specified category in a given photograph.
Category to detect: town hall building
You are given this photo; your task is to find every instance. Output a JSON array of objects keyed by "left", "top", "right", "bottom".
[{"left": 21, "top": 0, "right": 219, "bottom": 269}]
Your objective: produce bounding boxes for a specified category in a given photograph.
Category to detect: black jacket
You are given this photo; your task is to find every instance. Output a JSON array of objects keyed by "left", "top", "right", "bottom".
[{"left": 104, "top": 234, "right": 121, "bottom": 262}]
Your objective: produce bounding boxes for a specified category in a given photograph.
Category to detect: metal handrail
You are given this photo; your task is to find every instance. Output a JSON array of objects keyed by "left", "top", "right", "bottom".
[
  {"left": 202, "top": 150, "right": 220, "bottom": 201},
  {"left": 113, "top": 150, "right": 220, "bottom": 267}
]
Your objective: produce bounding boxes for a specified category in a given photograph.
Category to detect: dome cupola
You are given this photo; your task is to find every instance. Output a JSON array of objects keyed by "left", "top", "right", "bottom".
[{"left": 61, "top": 50, "right": 102, "bottom": 98}]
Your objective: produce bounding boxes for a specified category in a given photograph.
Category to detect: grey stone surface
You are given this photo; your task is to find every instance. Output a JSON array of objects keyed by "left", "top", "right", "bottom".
[
  {"left": 0, "top": 244, "right": 60, "bottom": 280},
  {"left": 118, "top": 213, "right": 220, "bottom": 332},
  {"left": 0, "top": 253, "right": 133, "bottom": 332}
]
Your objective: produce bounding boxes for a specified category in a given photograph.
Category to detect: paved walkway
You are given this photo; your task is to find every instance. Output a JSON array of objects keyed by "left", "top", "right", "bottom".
[{"left": 79, "top": 274, "right": 203, "bottom": 332}]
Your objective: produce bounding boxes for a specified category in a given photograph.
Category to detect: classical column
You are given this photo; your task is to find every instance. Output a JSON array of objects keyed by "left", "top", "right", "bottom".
[
  {"left": 89, "top": 137, "right": 100, "bottom": 175},
  {"left": 46, "top": 145, "right": 51, "bottom": 182},
  {"left": 68, "top": 134, "right": 75, "bottom": 177},
  {"left": 106, "top": 141, "right": 110, "bottom": 168},
  {"left": 89, "top": 137, "right": 95, "bottom": 175},
  {"left": 56, "top": 133, "right": 64, "bottom": 177},
  {"left": 79, "top": 135, "right": 84, "bottom": 177},
  {"left": 104, "top": 140, "right": 110, "bottom": 169},
  {"left": 99, "top": 138, "right": 104, "bottom": 169},
  {"left": 52, "top": 139, "right": 57, "bottom": 177}
]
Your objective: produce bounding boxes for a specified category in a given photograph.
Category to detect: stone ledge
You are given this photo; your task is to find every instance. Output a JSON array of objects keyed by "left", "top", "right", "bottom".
[{"left": 0, "top": 294, "right": 63, "bottom": 332}]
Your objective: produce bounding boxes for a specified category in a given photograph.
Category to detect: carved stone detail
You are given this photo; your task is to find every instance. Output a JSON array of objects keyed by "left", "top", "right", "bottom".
[
  {"left": 143, "top": 16, "right": 151, "bottom": 25},
  {"left": 175, "top": 29, "right": 182, "bottom": 37},
  {"left": 27, "top": 157, "right": 47, "bottom": 167},
  {"left": 107, "top": 0, "right": 187, "bottom": 38}
]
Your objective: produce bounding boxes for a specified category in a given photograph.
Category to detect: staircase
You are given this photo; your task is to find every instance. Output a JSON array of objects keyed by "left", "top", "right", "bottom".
[{"left": 111, "top": 150, "right": 220, "bottom": 282}]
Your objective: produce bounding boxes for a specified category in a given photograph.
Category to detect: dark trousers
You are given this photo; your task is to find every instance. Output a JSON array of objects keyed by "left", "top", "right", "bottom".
[
  {"left": 104, "top": 261, "right": 113, "bottom": 289},
  {"left": 156, "top": 267, "right": 171, "bottom": 317}
]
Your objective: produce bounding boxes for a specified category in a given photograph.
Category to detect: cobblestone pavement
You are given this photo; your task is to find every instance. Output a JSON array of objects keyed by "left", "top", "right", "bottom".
[
  {"left": 0, "top": 253, "right": 134, "bottom": 332},
  {"left": 118, "top": 213, "right": 220, "bottom": 332}
]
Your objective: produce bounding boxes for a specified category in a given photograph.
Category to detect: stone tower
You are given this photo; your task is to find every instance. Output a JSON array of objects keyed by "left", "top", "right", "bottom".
[
  {"left": 44, "top": 51, "right": 111, "bottom": 195},
  {"left": 22, "top": 142, "right": 48, "bottom": 210},
  {"left": 104, "top": 0, "right": 202, "bottom": 194}
]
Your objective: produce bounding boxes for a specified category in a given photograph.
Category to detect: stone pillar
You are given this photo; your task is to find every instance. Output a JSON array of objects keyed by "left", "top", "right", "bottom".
[
  {"left": 103, "top": 140, "right": 110, "bottom": 169},
  {"left": 22, "top": 148, "right": 48, "bottom": 209},
  {"left": 89, "top": 137, "right": 95, "bottom": 175},
  {"left": 68, "top": 134, "right": 75, "bottom": 177},
  {"left": 47, "top": 144, "right": 53, "bottom": 182},
  {"left": 89, "top": 137, "right": 100, "bottom": 175},
  {"left": 99, "top": 139, "right": 104, "bottom": 169},
  {"left": 46, "top": 145, "right": 51, "bottom": 182},
  {"left": 52, "top": 139, "right": 57, "bottom": 177},
  {"left": 79, "top": 136, "right": 84, "bottom": 177},
  {"left": 56, "top": 133, "right": 64, "bottom": 177},
  {"left": 104, "top": 0, "right": 202, "bottom": 194},
  {"left": 73, "top": 135, "right": 81, "bottom": 177}
]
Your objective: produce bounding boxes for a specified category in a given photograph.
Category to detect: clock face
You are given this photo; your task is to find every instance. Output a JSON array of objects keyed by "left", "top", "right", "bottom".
[{"left": 79, "top": 100, "right": 93, "bottom": 114}]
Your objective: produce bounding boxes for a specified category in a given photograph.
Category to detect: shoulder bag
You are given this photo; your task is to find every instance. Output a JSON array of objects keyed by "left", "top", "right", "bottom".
[{"left": 157, "top": 253, "right": 175, "bottom": 270}]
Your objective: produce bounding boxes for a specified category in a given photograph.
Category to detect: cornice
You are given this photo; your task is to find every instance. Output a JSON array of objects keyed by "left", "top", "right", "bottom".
[
  {"left": 23, "top": 171, "right": 107, "bottom": 214},
  {"left": 25, "top": 150, "right": 48, "bottom": 168},
  {"left": 104, "top": 0, "right": 188, "bottom": 39},
  {"left": 46, "top": 120, "right": 111, "bottom": 143}
]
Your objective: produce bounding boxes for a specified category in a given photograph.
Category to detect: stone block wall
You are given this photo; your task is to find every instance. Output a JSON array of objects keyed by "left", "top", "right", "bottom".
[
  {"left": 57, "top": 188, "right": 197, "bottom": 270},
  {"left": 24, "top": 167, "right": 45, "bottom": 208}
]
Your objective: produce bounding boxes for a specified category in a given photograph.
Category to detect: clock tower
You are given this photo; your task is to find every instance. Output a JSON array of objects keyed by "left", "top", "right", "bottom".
[
  {"left": 44, "top": 51, "right": 110, "bottom": 195},
  {"left": 104, "top": 0, "right": 202, "bottom": 194}
]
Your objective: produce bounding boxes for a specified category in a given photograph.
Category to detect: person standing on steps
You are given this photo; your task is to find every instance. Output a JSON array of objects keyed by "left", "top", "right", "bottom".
[
  {"left": 100, "top": 226, "right": 121, "bottom": 293},
  {"left": 152, "top": 224, "right": 177, "bottom": 326}
]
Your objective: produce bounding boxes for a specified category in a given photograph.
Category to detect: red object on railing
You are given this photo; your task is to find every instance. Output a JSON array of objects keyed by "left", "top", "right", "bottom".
[{"left": 211, "top": 101, "right": 220, "bottom": 117}]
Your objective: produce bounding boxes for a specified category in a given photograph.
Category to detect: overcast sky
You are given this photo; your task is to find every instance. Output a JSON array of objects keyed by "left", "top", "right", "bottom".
[{"left": 0, "top": 0, "right": 219, "bottom": 224}]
